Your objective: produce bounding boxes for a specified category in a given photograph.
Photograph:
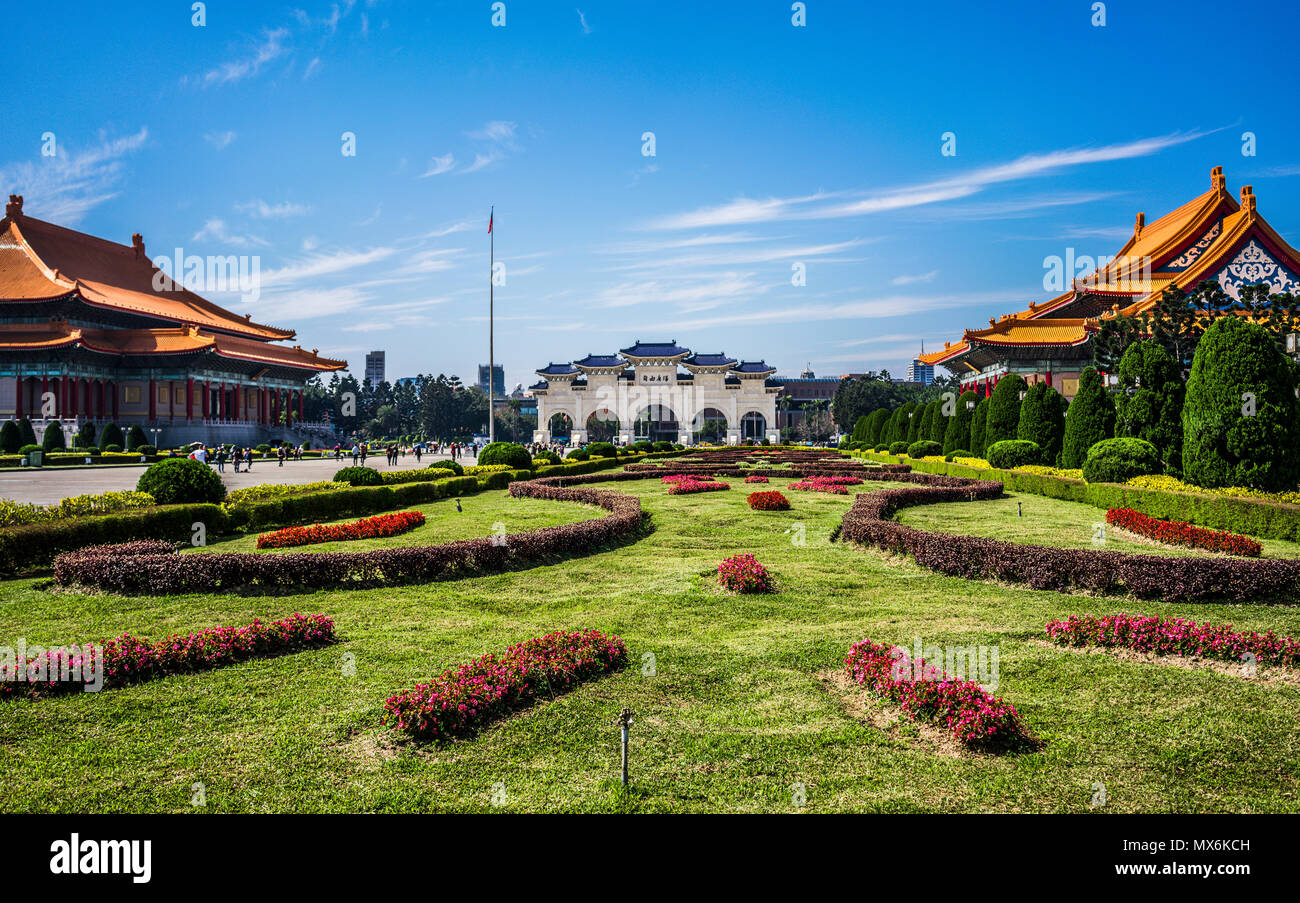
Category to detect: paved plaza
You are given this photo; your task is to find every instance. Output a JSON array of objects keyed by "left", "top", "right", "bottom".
[{"left": 0, "top": 452, "right": 476, "bottom": 506}]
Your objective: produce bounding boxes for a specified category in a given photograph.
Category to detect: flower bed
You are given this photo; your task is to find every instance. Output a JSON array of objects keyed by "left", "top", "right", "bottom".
[
  {"left": 789, "top": 476, "right": 861, "bottom": 494},
  {"left": 747, "top": 490, "right": 791, "bottom": 510},
  {"left": 383, "top": 628, "right": 628, "bottom": 741},
  {"left": 744, "top": 475, "right": 769, "bottom": 484},
  {"left": 1105, "top": 507, "right": 1263, "bottom": 557},
  {"left": 837, "top": 473, "right": 1300, "bottom": 604},
  {"left": 1045, "top": 613, "right": 1300, "bottom": 670},
  {"left": 666, "top": 478, "right": 730, "bottom": 495},
  {"left": 717, "top": 553, "right": 775, "bottom": 593},
  {"left": 54, "top": 481, "right": 643, "bottom": 594},
  {"left": 0, "top": 491, "right": 157, "bottom": 528},
  {"left": 1, "top": 613, "right": 335, "bottom": 700},
  {"left": 844, "top": 639, "right": 1030, "bottom": 746},
  {"left": 256, "top": 510, "right": 426, "bottom": 549}
]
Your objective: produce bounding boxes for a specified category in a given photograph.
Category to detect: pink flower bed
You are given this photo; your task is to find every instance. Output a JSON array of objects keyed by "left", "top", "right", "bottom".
[
  {"left": 790, "top": 475, "right": 864, "bottom": 494},
  {"left": 1, "top": 613, "right": 336, "bottom": 700},
  {"left": 844, "top": 639, "right": 1031, "bottom": 746},
  {"left": 744, "top": 475, "right": 769, "bottom": 484},
  {"left": 717, "top": 553, "right": 775, "bottom": 593},
  {"left": 1045, "top": 613, "right": 1300, "bottom": 669},
  {"left": 383, "top": 628, "right": 628, "bottom": 741},
  {"left": 666, "top": 477, "right": 730, "bottom": 495}
]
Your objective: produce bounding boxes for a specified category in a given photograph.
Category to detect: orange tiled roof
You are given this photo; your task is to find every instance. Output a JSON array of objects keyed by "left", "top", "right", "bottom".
[
  {"left": 963, "top": 317, "right": 1090, "bottom": 347},
  {"left": 0, "top": 320, "right": 345, "bottom": 372},
  {"left": 0, "top": 206, "right": 295, "bottom": 341}
]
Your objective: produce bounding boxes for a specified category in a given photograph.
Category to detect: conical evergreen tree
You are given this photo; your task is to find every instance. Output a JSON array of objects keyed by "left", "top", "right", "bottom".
[
  {"left": 1017, "top": 383, "right": 1066, "bottom": 465},
  {"left": 970, "top": 397, "right": 989, "bottom": 457},
  {"left": 42, "top": 422, "right": 66, "bottom": 451},
  {"left": 943, "top": 390, "right": 979, "bottom": 454},
  {"left": 0, "top": 421, "right": 20, "bottom": 453},
  {"left": 1061, "top": 367, "right": 1115, "bottom": 469}
]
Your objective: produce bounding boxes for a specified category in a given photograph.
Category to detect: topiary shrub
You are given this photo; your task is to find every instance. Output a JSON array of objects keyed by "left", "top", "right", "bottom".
[
  {"left": 103, "top": 444, "right": 124, "bottom": 453},
  {"left": 1082, "top": 437, "right": 1161, "bottom": 484},
  {"left": 874, "top": 444, "right": 888, "bottom": 452},
  {"left": 534, "top": 450, "right": 562, "bottom": 465},
  {"left": 1182, "top": 316, "right": 1300, "bottom": 491},
  {"left": 631, "top": 440, "right": 654, "bottom": 453},
  {"left": 18, "top": 444, "right": 41, "bottom": 456},
  {"left": 477, "top": 441, "right": 533, "bottom": 469},
  {"left": 888, "top": 441, "right": 909, "bottom": 455},
  {"left": 865, "top": 408, "right": 890, "bottom": 446},
  {"left": 970, "top": 397, "right": 989, "bottom": 457},
  {"left": 586, "top": 441, "right": 618, "bottom": 458},
  {"left": 653, "top": 441, "right": 674, "bottom": 452},
  {"left": 1115, "top": 340, "right": 1184, "bottom": 474},
  {"left": 906, "top": 439, "right": 942, "bottom": 459},
  {"left": 137, "top": 445, "right": 158, "bottom": 456},
  {"left": 41, "top": 422, "right": 66, "bottom": 452},
  {"left": 136, "top": 458, "right": 227, "bottom": 504},
  {"left": 427, "top": 459, "right": 464, "bottom": 476},
  {"left": 945, "top": 449, "right": 972, "bottom": 462},
  {"left": 984, "top": 373, "right": 1025, "bottom": 447},
  {"left": 74, "top": 421, "right": 96, "bottom": 449},
  {"left": 98, "top": 422, "right": 124, "bottom": 450},
  {"left": 985, "top": 439, "right": 1042, "bottom": 469},
  {"left": 125, "top": 425, "right": 149, "bottom": 452},
  {"left": 1017, "top": 382, "right": 1066, "bottom": 465},
  {"left": 1061, "top": 367, "right": 1115, "bottom": 469},
  {"left": 567, "top": 447, "right": 591, "bottom": 461},
  {"left": 333, "top": 466, "right": 383, "bottom": 486},
  {"left": 0, "top": 421, "right": 19, "bottom": 454},
  {"left": 942, "top": 390, "right": 979, "bottom": 455}
]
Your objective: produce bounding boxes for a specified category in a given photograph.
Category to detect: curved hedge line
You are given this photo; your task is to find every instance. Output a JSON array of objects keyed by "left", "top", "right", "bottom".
[
  {"left": 838, "top": 474, "right": 1300, "bottom": 604},
  {"left": 53, "top": 480, "right": 645, "bottom": 594}
]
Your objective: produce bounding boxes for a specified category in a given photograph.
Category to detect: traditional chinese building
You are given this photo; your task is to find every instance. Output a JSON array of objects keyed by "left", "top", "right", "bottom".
[
  {"left": 532, "top": 341, "right": 782, "bottom": 445},
  {"left": 0, "top": 196, "right": 345, "bottom": 446},
  {"left": 918, "top": 167, "right": 1300, "bottom": 399}
]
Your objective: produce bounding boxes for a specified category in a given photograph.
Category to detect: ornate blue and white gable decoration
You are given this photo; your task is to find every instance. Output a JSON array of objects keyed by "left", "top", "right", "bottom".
[
  {"left": 1162, "top": 222, "right": 1220, "bottom": 271},
  {"left": 1214, "top": 239, "right": 1300, "bottom": 300}
]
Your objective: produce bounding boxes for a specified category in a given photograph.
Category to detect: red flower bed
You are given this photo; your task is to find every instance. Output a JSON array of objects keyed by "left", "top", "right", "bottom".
[
  {"left": 744, "top": 475, "right": 769, "bottom": 484},
  {"left": 747, "top": 490, "right": 791, "bottom": 510},
  {"left": 1045, "top": 613, "right": 1300, "bottom": 669},
  {"left": 844, "top": 639, "right": 1031, "bottom": 747},
  {"left": 1, "top": 613, "right": 336, "bottom": 699},
  {"left": 1105, "top": 508, "right": 1262, "bottom": 557},
  {"left": 257, "top": 511, "right": 426, "bottom": 549},
  {"left": 717, "top": 553, "right": 775, "bottom": 593},
  {"left": 383, "top": 628, "right": 628, "bottom": 740},
  {"left": 666, "top": 478, "right": 730, "bottom": 495},
  {"left": 790, "top": 475, "right": 864, "bottom": 494}
]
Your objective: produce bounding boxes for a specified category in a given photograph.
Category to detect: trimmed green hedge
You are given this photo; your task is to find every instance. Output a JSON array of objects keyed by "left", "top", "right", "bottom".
[
  {"left": 854, "top": 450, "right": 1300, "bottom": 541},
  {"left": 0, "top": 503, "right": 227, "bottom": 575}
]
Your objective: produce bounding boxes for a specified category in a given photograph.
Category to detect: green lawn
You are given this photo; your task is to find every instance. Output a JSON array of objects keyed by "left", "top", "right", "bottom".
[{"left": 2, "top": 475, "right": 1299, "bottom": 813}]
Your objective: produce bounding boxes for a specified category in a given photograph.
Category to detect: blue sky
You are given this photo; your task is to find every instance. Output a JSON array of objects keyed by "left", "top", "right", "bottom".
[{"left": 5, "top": 0, "right": 1300, "bottom": 389}]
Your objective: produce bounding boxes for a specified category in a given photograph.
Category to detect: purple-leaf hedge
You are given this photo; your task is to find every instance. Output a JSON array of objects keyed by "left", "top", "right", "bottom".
[{"left": 838, "top": 477, "right": 1300, "bottom": 604}]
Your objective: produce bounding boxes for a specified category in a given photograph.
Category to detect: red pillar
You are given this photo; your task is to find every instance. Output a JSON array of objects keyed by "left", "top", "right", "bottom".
[
  {"left": 148, "top": 378, "right": 156, "bottom": 421},
  {"left": 186, "top": 378, "right": 194, "bottom": 422},
  {"left": 70, "top": 376, "right": 77, "bottom": 418},
  {"left": 14, "top": 377, "right": 22, "bottom": 419},
  {"left": 111, "top": 381, "right": 118, "bottom": 419},
  {"left": 168, "top": 381, "right": 174, "bottom": 422},
  {"left": 298, "top": 388, "right": 303, "bottom": 422},
  {"left": 202, "top": 381, "right": 209, "bottom": 419},
  {"left": 1045, "top": 371, "right": 1052, "bottom": 388},
  {"left": 219, "top": 382, "right": 226, "bottom": 420}
]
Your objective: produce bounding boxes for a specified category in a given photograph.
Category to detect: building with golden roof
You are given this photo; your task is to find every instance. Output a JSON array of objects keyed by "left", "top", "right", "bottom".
[
  {"left": 0, "top": 195, "right": 345, "bottom": 445},
  {"left": 919, "top": 167, "right": 1300, "bottom": 399}
]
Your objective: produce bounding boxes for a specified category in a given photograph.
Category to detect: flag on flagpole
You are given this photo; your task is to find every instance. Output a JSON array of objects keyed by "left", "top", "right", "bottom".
[{"left": 488, "top": 211, "right": 493, "bottom": 234}]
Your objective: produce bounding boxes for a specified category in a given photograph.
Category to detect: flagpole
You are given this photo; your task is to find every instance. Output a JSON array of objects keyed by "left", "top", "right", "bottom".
[{"left": 486, "top": 205, "right": 488, "bottom": 444}]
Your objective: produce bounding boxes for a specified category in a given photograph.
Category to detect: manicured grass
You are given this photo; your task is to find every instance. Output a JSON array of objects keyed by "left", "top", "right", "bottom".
[
  {"left": 896, "top": 491, "right": 1300, "bottom": 560},
  {"left": 3, "top": 476, "right": 1299, "bottom": 812}
]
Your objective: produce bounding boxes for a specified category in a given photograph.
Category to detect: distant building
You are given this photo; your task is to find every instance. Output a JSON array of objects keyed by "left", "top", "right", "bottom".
[
  {"left": 906, "top": 355, "right": 935, "bottom": 385},
  {"left": 364, "top": 351, "right": 386, "bottom": 386},
  {"left": 394, "top": 377, "right": 417, "bottom": 388},
  {"left": 478, "top": 363, "right": 505, "bottom": 397},
  {"left": 774, "top": 365, "right": 842, "bottom": 432}
]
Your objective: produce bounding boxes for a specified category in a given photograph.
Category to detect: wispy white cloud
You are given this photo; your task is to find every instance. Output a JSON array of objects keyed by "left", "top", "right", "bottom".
[
  {"left": 192, "top": 217, "right": 268, "bottom": 248},
  {"left": 461, "top": 151, "right": 503, "bottom": 174},
  {"left": 303, "top": 57, "right": 322, "bottom": 80},
  {"left": 577, "top": 9, "right": 592, "bottom": 34},
  {"left": 646, "top": 131, "right": 1208, "bottom": 230},
  {"left": 235, "top": 199, "right": 311, "bottom": 219},
  {"left": 203, "top": 130, "right": 237, "bottom": 151},
  {"left": 193, "top": 28, "right": 290, "bottom": 88},
  {"left": 259, "top": 247, "right": 398, "bottom": 287},
  {"left": 891, "top": 270, "right": 938, "bottom": 286},
  {"left": 0, "top": 128, "right": 149, "bottom": 224},
  {"left": 421, "top": 153, "right": 455, "bottom": 177},
  {"left": 467, "top": 121, "right": 517, "bottom": 145},
  {"left": 602, "top": 238, "right": 869, "bottom": 273}
]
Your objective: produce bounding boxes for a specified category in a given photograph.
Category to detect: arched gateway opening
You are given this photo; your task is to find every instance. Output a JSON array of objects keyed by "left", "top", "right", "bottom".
[
  {"left": 634, "top": 405, "right": 678, "bottom": 444},
  {"left": 740, "top": 411, "right": 766, "bottom": 442},
  {"left": 548, "top": 412, "right": 573, "bottom": 440},
  {"left": 691, "top": 407, "right": 728, "bottom": 445},
  {"left": 585, "top": 409, "right": 620, "bottom": 443}
]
